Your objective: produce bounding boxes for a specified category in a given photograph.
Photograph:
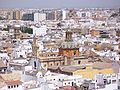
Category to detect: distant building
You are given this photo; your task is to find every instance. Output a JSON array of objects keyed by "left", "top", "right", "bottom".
[
  {"left": 62, "top": 10, "right": 67, "bottom": 20},
  {"left": 66, "top": 9, "right": 78, "bottom": 20},
  {"left": 31, "top": 25, "right": 47, "bottom": 36},
  {"left": 22, "top": 13, "right": 34, "bottom": 21},
  {"left": 7, "top": 10, "right": 22, "bottom": 20},
  {"left": 46, "top": 11, "right": 55, "bottom": 20},
  {"left": 34, "top": 13, "right": 46, "bottom": 22},
  {"left": 55, "top": 10, "right": 62, "bottom": 21},
  {"left": 7, "top": 11, "right": 13, "bottom": 20},
  {"left": 77, "top": 11, "right": 91, "bottom": 18},
  {"left": 14, "top": 26, "right": 21, "bottom": 39}
]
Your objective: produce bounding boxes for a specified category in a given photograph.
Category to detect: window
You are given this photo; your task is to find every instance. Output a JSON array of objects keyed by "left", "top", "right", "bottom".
[
  {"left": 34, "top": 61, "right": 37, "bottom": 68},
  {"left": 104, "top": 79, "right": 107, "bottom": 85},
  {"left": 78, "top": 61, "right": 81, "bottom": 64},
  {"left": 57, "top": 63, "right": 59, "bottom": 66},
  {"left": 74, "top": 51, "right": 76, "bottom": 56},
  {"left": 72, "top": 82, "right": 74, "bottom": 86},
  {"left": 8, "top": 86, "right": 10, "bottom": 89},
  {"left": 82, "top": 13, "right": 86, "bottom": 17},
  {"left": 11, "top": 85, "right": 13, "bottom": 88},
  {"left": 20, "top": 55, "right": 23, "bottom": 58},
  {"left": 51, "top": 64, "right": 52, "bottom": 66},
  {"left": 62, "top": 62, "right": 64, "bottom": 65},
  {"left": 107, "top": 80, "right": 111, "bottom": 84},
  {"left": 118, "top": 86, "right": 120, "bottom": 89},
  {"left": 14, "top": 85, "right": 16, "bottom": 88},
  {"left": 17, "top": 85, "right": 19, "bottom": 87},
  {"left": 112, "top": 80, "right": 116, "bottom": 83}
]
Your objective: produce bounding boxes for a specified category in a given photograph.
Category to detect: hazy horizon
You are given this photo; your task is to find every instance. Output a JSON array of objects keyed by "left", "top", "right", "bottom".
[{"left": 0, "top": 0, "right": 120, "bottom": 9}]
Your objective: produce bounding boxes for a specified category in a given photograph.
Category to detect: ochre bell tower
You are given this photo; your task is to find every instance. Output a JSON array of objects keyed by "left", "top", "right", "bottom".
[
  {"left": 59, "top": 30, "right": 80, "bottom": 65},
  {"left": 32, "top": 36, "right": 39, "bottom": 57}
]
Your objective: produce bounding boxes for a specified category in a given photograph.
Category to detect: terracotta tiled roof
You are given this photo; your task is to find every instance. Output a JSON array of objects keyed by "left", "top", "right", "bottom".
[
  {"left": 0, "top": 75, "right": 22, "bottom": 88},
  {"left": 5, "top": 80, "right": 22, "bottom": 85},
  {"left": 0, "top": 73, "right": 21, "bottom": 81}
]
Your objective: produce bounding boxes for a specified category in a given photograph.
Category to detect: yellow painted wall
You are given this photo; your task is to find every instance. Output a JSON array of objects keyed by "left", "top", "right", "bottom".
[
  {"left": 73, "top": 67, "right": 113, "bottom": 79},
  {"left": 62, "top": 49, "right": 79, "bottom": 57}
]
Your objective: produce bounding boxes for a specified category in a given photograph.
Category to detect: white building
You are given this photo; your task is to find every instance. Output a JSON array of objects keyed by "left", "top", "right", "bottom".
[
  {"left": 95, "top": 73, "right": 120, "bottom": 90},
  {"left": 31, "top": 25, "right": 47, "bottom": 36},
  {"left": 62, "top": 10, "right": 67, "bottom": 20},
  {"left": 34, "top": 13, "right": 46, "bottom": 22},
  {"left": 1, "top": 82, "right": 23, "bottom": 90}
]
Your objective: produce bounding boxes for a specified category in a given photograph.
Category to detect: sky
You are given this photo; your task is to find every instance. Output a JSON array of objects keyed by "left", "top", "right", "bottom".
[{"left": 0, "top": 0, "right": 120, "bottom": 8}]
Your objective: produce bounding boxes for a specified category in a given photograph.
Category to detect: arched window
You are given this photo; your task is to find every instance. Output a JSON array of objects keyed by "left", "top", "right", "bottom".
[
  {"left": 8, "top": 86, "right": 10, "bottom": 89},
  {"left": 51, "top": 64, "right": 52, "bottom": 66},
  {"left": 62, "top": 62, "right": 64, "bottom": 65},
  {"left": 34, "top": 61, "right": 37, "bottom": 68},
  {"left": 74, "top": 51, "right": 76, "bottom": 56},
  {"left": 72, "top": 82, "right": 74, "bottom": 86},
  {"left": 20, "top": 55, "right": 23, "bottom": 58},
  {"left": 78, "top": 61, "right": 81, "bottom": 64}
]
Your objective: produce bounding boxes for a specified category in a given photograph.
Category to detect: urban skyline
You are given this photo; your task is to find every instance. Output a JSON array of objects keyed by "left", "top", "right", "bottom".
[
  {"left": 0, "top": 0, "right": 120, "bottom": 8},
  {"left": 0, "top": 0, "right": 120, "bottom": 90}
]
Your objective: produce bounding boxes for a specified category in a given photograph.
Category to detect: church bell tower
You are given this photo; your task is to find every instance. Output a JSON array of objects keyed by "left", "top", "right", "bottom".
[{"left": 32, "top": 36, "right": 39, "bottom": 57}]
